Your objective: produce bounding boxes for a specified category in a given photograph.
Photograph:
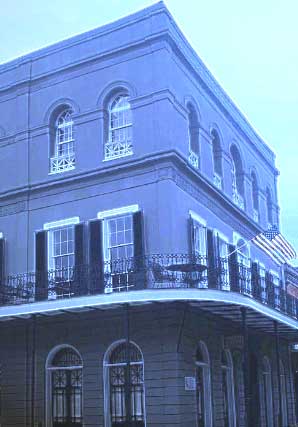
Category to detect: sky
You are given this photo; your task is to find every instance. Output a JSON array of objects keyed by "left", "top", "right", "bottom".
[{"left": 0, "top": 0, "right": 297, "bottom": 255}]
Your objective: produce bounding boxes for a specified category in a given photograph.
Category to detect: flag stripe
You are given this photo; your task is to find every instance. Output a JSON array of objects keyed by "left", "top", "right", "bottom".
[
  {"left": 252, "top": 227, "right": 296, "bottom": 264},
  {"left": 252, "top": 235, "right": 284, "bottom": 265}
]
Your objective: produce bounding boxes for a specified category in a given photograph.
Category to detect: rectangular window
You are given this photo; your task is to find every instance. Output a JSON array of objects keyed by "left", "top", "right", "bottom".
[
  {"left": 105, "top": 215, "right": 134, "bottom": 261},
  {"left": 98, "top": 205, "right": 139, "bottom": 291},
  {"left": 193, "top": 221, "right": 207, "bottom": 259},
  {"left": 44, "top": 217, "right": 79, "bottom": 296},
  {"left": 217, "top": 236, "right": 229, "bottom": 289}
]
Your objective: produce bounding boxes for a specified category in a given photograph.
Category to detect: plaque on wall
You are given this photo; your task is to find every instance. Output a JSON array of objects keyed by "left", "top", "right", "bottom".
[{"left": 185, "top": 376, "right": 196, "bottom": 391}]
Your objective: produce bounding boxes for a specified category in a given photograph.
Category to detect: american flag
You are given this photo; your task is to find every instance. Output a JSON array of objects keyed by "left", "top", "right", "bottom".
[{"left": 252, "top": 225, "right": 297, "bottom": 265}]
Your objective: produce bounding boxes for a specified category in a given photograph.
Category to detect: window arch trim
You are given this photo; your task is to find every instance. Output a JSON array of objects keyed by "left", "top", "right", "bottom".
[
  {"left": 45, "top": 344, "right": 83, "bottom": 427},
  {"left": 195, "top": 341, "right": 213, "bottom": 427},
  {"left": 103, "top": 339, "right": 146, "bottom": 427},
  {"left": 49, "top": 106, "right": 76, "bottom": 174},
  {"left": 104, "top": 92, "right": 133, "bottom": 161}
]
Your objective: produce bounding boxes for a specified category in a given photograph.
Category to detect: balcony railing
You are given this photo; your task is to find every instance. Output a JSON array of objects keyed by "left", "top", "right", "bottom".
[
  {"left": 213, "top": 173, "right": 223, "bottom": 190},
  {"left": 104, "top": 137, "right": 133, "bottom": 160},
  {"left": 50, "top": 152, "right": 75, "bottom": 174},
  {"left": 232, "top": 188, "right": 244, "bottom": 210},
  {"left": 188, "top": 151, "right": 199, "bottom": 169},
  {"left": 0, "top": 254, "right": 297, "bottom": 320}
]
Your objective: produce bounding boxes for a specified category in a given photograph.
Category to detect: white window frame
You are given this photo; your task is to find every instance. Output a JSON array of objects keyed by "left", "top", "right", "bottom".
[
  {"left": 97, "top": 205, "right": 139, "bottom": 292},
  {"left": 103, "top": 339, "right": 146, "bottom": 427},
  {"left": 97, "top": 205, "right": 139, "bottom": 262},
  {"left": 256, "top": 262, "right": 267, "bottom": 303},
  {"left": 233, "top": 232, "right": 251, "bottom": 294},
  {"left": 45, "top": 344, "right": 83, "bottom": 427},
  {"left": 104, "top": 94, "right": 133, "bottom": 161},
  {"left": 189, "top": 211, "right": 207, "bottom": 287},
  {"left": 50, "top": 109, "right": 75, "bottom": 174},
  {"left": 214, "top": 230, "right": 230, "bottom": 290},
  {"left": 44, "top": 217, "right": 79, "bottom": 271},
  {"left": 270, "top": 269, "right": 280, "bottom": 309}
]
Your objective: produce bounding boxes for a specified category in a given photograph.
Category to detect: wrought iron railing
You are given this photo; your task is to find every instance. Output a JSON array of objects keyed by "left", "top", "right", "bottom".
[{"left": 0, "top": 254, "right": 297, "bottom": 320}]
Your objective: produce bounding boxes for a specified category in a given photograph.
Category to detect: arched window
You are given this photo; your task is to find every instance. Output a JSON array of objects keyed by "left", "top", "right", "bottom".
[
  {"left": 46, "top": 346, "right": 83, "bottom": 427},
  {"left": 187, "top": 103, "right": 200, "bottom": 169},
  {"left": 230, "top": 145, "right": 244, "bottom": 209},
  {"left": 221, "top": 350, "right": 236, "bottom": 427},
  {"left": 280, "top": 361, "right": 288, "bottom": 427},
  {"left": 261, "top": 357, "right": 273, "bottom": 426},
  {"left": 236, "top": 238, "right": 251, "bottom": 294},
  {"left": 105, "top": 94, "right": 133, "bottom": 160},
  {"left": 50, "top": 108, "right": 75, "bottom": 174},
  {"left": 195, "top": 342, "right": 212, "bottom": 427},
  {"left": 266, "top": 187, "right": 273, "bottom": 227},
  {"left": 251, "top": 172, "right": 259, "bottom": 222},
  {"left": 104, "top": 341, "right": 145, "bottom": 427},
  {"left": 211, "top": 129, "right": 223, "bottom": 189}
]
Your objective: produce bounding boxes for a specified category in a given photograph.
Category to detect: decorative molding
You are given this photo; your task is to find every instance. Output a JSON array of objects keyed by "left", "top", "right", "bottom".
[
  {"left": 97, "top": 204, "right": 139, "bottom": 219},
  {"left": 0, "top": 201, "right": 27, "bottom": 217},
  {"left": 170, "top": 168, "right": 254, "bottom": 239},
  {"left": 43, "top": 216, "right": 80, "bottom": 230}
]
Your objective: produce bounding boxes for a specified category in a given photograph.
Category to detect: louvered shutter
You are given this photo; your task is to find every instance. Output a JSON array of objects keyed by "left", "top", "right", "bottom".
[
  {"left": 35, "top": 231, "right": 48, "bottom": 301},
  {"left": 207, "top": 229, "right": 216, "bottom": 289},
  {"left": 74, "top": 223, "right": 86, "bottom": 295},
  {"left": 188, "top": 216, "right": 195, "bottom": 256},
  {"left": 133, "top": 211, "right": 146, "bottom": 290},
  {"left": 228, "top": 244, "right": 239, "bottom": 292},
  {"left": 265, "top": 272, "right": 274, "bottom": 306},
  {"left": 89, "top": 219, "right": 104, "bottom": 293},
  {"left": 251, "top": 262, "right": 260, "bottom": 300}
]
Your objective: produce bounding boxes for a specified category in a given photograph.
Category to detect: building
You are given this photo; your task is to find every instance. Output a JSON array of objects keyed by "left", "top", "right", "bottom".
[{"left": 0, "top": 2, "right": 297, "bottom": 426}]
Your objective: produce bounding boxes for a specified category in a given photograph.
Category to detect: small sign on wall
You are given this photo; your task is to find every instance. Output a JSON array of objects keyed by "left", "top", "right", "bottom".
[{"left": 185, "top": 376, "right": 196, "bottom": 391}]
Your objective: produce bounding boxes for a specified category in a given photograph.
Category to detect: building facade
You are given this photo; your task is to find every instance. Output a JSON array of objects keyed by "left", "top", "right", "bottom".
[{"left": 0, "top": 2, "right": 297, "bottom": 426}]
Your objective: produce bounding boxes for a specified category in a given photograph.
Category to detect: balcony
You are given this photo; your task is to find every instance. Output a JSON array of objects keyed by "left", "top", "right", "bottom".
[
  {"left": 50, "top": 152, "right": 75, "bottom": 174},
  {"left": 104, "top": 137, "right": 133, "bottom": 160},
  {"left": 213, "top": 173, "right": 223, "bottom": 190},
  {"left": 0, "top": 254, "right": 297, "bottom": 321},
  {"left": 188, "top": 151, "right": 199, "bottom": 169},
  {"left": 253, "top": 209, "right": 259, "bottom": 223},
  {"left": 232, "top": 187, "right": 244, "bottom": 210}
]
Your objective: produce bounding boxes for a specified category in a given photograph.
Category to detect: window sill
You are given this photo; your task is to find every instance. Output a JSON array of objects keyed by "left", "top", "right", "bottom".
[{"left": 103, "top": 152, "right": 133, "bottom": 162}]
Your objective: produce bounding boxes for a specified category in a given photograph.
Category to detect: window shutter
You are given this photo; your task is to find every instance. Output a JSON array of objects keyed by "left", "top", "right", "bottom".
[
  {"left": 251, "top": 262, "right": 260, "bottom": 299},
  {"left": 133, "top": 211, "right": 146, "bottom": 290},
  {"left": 0, "top": 238, "right": 5, "bottom": 285},
  {"left": 207, "top": 229, "right": 216, "bottom": 289},
  {"left": 265, "top": 272, "right": 274, "bottom": 306},
  {"left": 35, "top": 231, "right": 48, "bottom": 301},
  {"left": 89, "top": 219, "right": 104, "bottom": 293},
  {"left": 74, "top": 223, "right": 86, "bottom": 295},
  {"left": 228, "top": 244, "right": 239, "bottom": 292},
  {"left": 188, "top": 216, "right": 195, "bottom": 255}
]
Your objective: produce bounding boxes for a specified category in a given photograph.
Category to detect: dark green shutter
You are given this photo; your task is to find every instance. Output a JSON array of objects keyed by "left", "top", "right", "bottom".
[
  {"left": 35, "top": 231, "right": 48, "bottom": 301},
  {"left": 188, "top": 216, "right": 195, "bottom": 256},
  {"left": 251, "top": 262, "right": 260, "bottom": 299},
  {"left": 74, "top": 223, "right": 86, "bottom": 295},
  {"left": 89, "top": 219, "right": 104, "bottom": 293},
  {"left": 228, "top": 244, "right": 239, "bottom": 292},
  {"left": 133, "top": 211, "right": 146, "bottom": 290},
  {"left": 207, "top": 229, "right": 216, "bottom": 289},
  {"left": 265, "top": 272, "right": 274, "bottom": 306}
]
